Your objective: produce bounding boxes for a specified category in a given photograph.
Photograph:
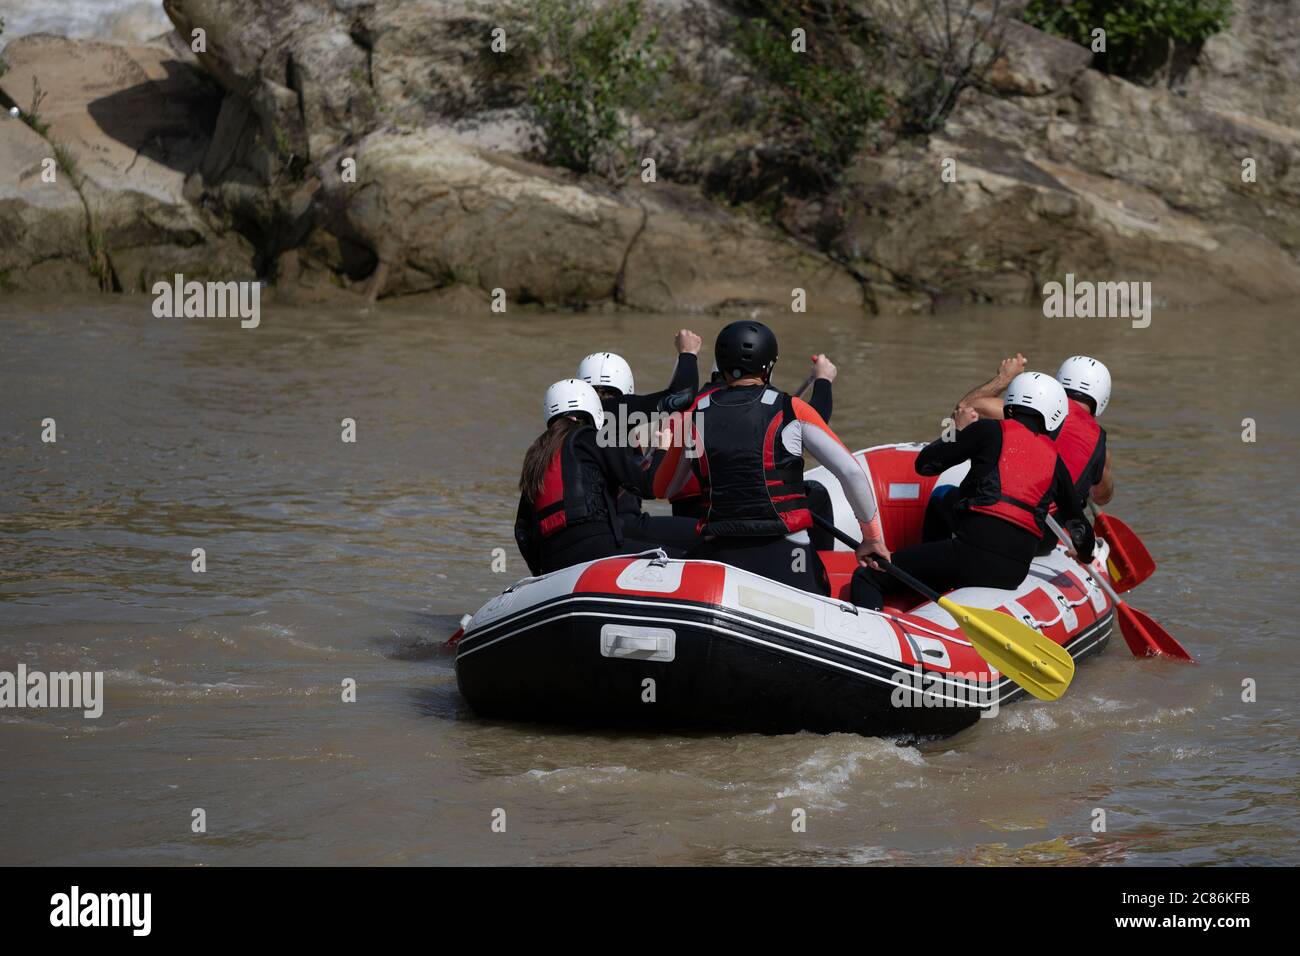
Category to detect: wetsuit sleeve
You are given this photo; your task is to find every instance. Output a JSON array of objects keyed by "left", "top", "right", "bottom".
[
  {"left": 1050, "top": 456, "right": 1085, "bottom": 524},
  {"left": 1050, "top": 455, "right": 1094, "bottom": 560},
  {"left": 915, "top": 419, "right": 994, "bottom": 475},
  {"left": 790, "top": 398, "right": 879, "bottom": 533},
  {"left": 667, "top": 353, "right": 699, "bottom": 395},
  {"left": 610, "top": 393, "right": 655, "bottom": 419},
  {"left": 1088, "top": 429, "right": 1108, "bottom": 487},
  {"left": 580, "top": 429, "right": 659, "bottom": 499},
  {"left": 514, "top": 494, "right": 541, "bottom": 576},
  {"left": 628, "top": 355, "right": 701, "bottom": 415},
  {"left": 808, "top": 378, "right": 833, "bottom": 423}
]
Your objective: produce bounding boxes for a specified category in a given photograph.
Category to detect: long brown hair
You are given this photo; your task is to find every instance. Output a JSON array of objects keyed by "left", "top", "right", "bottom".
[{"left": 520, "top": 415, "right": 586, "bottom": 502}]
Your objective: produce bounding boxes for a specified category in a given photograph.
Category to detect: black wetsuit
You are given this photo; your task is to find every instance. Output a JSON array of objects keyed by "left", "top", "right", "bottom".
[
  {"left": 600, "top": 353, "right": 700, "bottom": 427},
  {"left": 601, "top": 353, "right": 702, "bottom": 552},
  {"left": 669, "top": 377, "right": 835, "bottom": 530},
  {"left": 850, "top": 418, "right": 1090, "bottom": 611},
  {"left": 655, "top": 383, "right": 857, "bottom": 596},
  {"left": 515, "top": 428, "right": 673, "bottom": 576}
]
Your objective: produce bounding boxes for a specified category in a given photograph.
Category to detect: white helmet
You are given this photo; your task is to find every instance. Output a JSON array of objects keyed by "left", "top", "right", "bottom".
[
  {"left": 543, "top": 379, "right": 605, "bottom": 429},
  {"left": 577, "top": 352, "right": 634, "bottom": 396},
  {"left": 1004, "top": 371, "right": 1069, "bottom": 433},
  {"left": 1056, "top": 355, "right": 1111, "bottom": 416}
]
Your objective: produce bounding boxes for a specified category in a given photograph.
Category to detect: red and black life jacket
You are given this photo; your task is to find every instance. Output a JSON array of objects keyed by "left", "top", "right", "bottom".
[
  {"left": 1053, "top": 398, "right": 1106, "bottom": 505},
  {"left": 690, "top": 386, "right": 810, "bottom": 537},
  {"left": 667, "top": 383, "right": 723, "bottom": 509},
  {"left": 965, "top": 418, "right": 1059, "bottom": 536},
  {"left": 530, "top": 427, "right": 616, "bottom": 539}
]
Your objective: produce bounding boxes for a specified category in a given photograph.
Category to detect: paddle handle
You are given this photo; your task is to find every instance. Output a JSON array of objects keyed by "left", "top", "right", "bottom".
[
  {"left": 1043, "top": 513, "right": 1071, "bottom": 548},
  {"left": 794, "top": 371, "right": 816, "bottom": 398},
  {"left": 1045, "top": 514, "right": 1123, "bottom": 606},
  {"left": 809, "top": 512, "right": 942, "bottom": 604}
]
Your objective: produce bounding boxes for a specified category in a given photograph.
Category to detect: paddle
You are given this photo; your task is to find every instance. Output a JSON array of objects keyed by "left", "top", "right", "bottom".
[
  {"left": 793, "top": 354, "right": 830, "bottom": 399},
  {"left": 810, "top": 513, "right": 1075, "bottom": 701},
  {"left": 1046, "top": 515, "right": 1194, "bottom": 662},
  {"left": 1088, "top": 505, "right": 1155, "bottom": 593}
]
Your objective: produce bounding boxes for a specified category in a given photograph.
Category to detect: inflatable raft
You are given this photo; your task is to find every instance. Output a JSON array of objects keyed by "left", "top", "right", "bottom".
[{"left": 455, "top": 444, "right": 1116, "bottom": 736}]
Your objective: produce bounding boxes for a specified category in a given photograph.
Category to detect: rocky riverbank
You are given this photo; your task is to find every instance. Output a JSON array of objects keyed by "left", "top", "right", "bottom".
[{"left": 2, "top": 0, "right": 1298, "bottom": 312}]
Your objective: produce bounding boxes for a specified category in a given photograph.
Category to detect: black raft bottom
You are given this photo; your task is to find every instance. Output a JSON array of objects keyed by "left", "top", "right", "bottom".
[{"left": 454, "top": 609, "right": 1029, "bottom": 738}]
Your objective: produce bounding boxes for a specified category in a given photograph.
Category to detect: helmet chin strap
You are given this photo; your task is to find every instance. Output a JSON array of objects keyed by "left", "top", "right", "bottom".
[{"left": 723, "top": 358, "right": 776, "bottom": 385}]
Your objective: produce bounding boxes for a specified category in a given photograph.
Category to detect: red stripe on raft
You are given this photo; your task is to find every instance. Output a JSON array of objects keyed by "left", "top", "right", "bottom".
[
  {"left": 1015, "top": 588, "right": 1059, "bottom": 627},
  {"left": 1014, "top": 588, "right": 1073, "bottom": 642},
  {"left": 1050, "top": 570, "right": 1088, "bottom": 604},
  {"left": 888, "top": 618, "right": 993, "bottom": 682},
  {"left": 573, "top": 557, "right": 727, "bottom": 603}
]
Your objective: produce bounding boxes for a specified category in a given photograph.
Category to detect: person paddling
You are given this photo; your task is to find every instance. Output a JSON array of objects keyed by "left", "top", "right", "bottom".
[
  {"left": 514, "top": 380, "right": 676, "bottom": 576},
  {"left": 1051, "top": 355, "right": 1113, "bottom": 507},
  {"left": 668, "top": 352, "right": 837, "bottom": 525},
  {"left": 577, "top": 333, "right": 703, "bottom": 552},
  {"left": 954, "top": 352, "right": 1113, "bottom": 509},
  {"left": 852, "top": 372, "right": 1094, "bottom": 611},
  {"left": 577, "top": 329, "right": 702, "bottom": 434},
  {"left": 654, "top": 321, "right": 887, "bottom": 594}
]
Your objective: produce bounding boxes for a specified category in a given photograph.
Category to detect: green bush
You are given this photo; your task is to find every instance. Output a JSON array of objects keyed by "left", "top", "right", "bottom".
[
  {"left": 733, "top": 10, "right": 886, "bottom": 192},
  {"left": 526, "top": 0, "right": 667, "bottom": 176},
  {"left": 1023, "top": 0, "right": 1232, "bottom": 79}
]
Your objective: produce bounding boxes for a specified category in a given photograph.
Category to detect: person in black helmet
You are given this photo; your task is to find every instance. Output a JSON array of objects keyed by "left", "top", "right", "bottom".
[
  {"left": 653, "top": 321, "right": 887, "bottom": 594},
  {"left": 667, "top": 352, "right": 837, "bottom": 522}
]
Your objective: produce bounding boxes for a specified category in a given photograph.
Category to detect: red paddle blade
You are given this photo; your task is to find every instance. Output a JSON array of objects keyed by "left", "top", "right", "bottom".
[
  {"left": 1095, "top": 512, "right": 1156, "bottom": 593},
  {"left": 1116, "top": 602, "right": 1195, "bottom": 662},
  {"left": 446, "top": 614, "right": 473, "bottom": 647}
]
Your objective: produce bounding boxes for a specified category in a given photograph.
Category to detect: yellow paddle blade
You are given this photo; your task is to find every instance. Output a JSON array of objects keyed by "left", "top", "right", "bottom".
[{"left": 937, "top": 597, "right": 1076, "bottom": 702}]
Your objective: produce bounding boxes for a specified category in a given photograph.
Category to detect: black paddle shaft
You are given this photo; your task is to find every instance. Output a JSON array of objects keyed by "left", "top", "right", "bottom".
[{"left": 808, "top": 512, "right": 941, "bottom": 603}]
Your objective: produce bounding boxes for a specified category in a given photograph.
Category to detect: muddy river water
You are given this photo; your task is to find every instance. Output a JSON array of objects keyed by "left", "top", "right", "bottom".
[{"left": 1, "top": 294, "right": 1296, "bottom": 864}]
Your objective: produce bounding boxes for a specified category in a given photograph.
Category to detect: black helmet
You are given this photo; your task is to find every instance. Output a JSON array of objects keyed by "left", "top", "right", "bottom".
[{"left": 714, "top": 321, "right": 778, "bottom": 381}]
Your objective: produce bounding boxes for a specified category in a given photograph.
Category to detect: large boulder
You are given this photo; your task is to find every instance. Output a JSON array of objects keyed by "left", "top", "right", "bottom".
[
  {"left": 300, "top": 128, "right": 863, "bottom": 313},
  {"left": 840, "top": 130, "right": 1300, "bottom": 308},
  {"left": 831, "top": 5, "right": 1300, "bottom": 308},
  {"left": 0, "top": 115, "right": 96, "bottom": 292},
  {"left": 0, "top": 34, "right": 255, "bottom": 292},
  {"left": 621, "top": 181, "right": 865, "bottom": 314},
  {"left": 154, "top": 0, "right": 869, "bottom": 312},
  {"left": 5, "top": 0, "right": 1298, "bottom": 311},
  {"left": 321, "top": 129, "right": 641, "bottom": 304}
]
